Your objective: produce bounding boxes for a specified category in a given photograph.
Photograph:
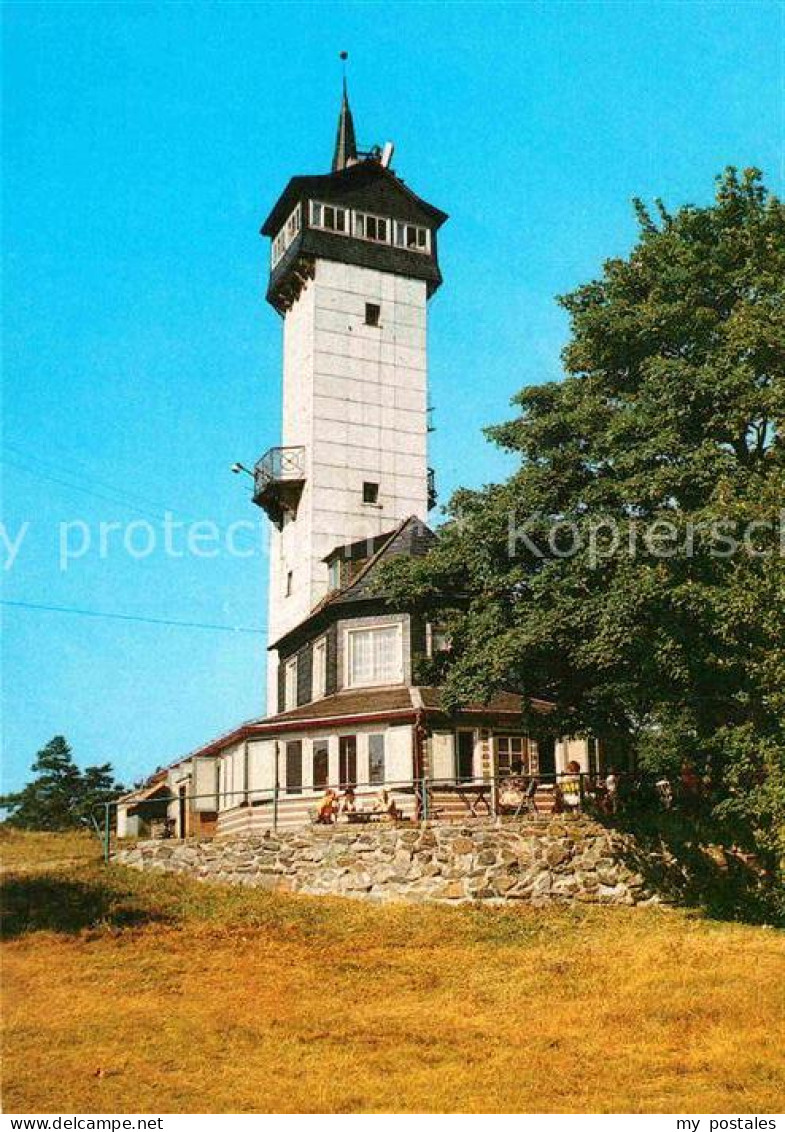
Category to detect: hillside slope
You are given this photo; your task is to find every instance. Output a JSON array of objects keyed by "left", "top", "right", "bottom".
[{"left": 2, "top": 829, "right": 783, "bottom": 1114}]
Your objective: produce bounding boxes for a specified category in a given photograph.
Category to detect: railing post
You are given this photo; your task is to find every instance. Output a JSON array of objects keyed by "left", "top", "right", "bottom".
[
  {"left": 491, "top": 767, "right": 498, "bottom": 820},
  {"left": 103, "top": 802, "right": 111, "bottom": 865},
  {"left": 272, "top": 781, "right": 279, "bottom": 833},
  {"left": 421, "top": 775, "right": 429, "bottom": 824}
]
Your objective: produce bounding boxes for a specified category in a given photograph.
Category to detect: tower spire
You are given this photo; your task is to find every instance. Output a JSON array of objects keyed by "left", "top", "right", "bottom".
[{"left": 332, "top": 56, "right": 357, "bottom": 172}]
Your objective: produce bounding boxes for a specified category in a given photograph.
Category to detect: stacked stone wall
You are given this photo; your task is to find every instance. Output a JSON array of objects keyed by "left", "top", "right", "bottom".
[{"left": 114, "top": 818, "right": 658, "bottom": 906}]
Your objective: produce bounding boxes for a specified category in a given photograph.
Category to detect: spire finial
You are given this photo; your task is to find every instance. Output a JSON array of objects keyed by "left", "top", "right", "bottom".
[{"left": 332, "top": 52, "right": 357, "bottom": 172}]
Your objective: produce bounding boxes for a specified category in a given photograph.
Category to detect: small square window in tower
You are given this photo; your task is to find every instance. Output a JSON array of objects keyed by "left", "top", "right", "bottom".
[
  {"left": 363, "top": 481, "right": 379, "bottom": 505},
  {"left": 365, "top": 302, "right": 381, "bottom": 327}
]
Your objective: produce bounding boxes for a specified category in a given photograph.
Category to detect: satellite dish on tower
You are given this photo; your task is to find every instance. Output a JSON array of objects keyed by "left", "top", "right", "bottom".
[{"left": 380, "top": 141, "right": 395, "bottom": 168}]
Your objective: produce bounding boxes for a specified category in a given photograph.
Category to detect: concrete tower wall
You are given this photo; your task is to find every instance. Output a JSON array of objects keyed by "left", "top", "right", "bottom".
[{"left": 266, "top": 258, "right": 429, "bottom": 708}]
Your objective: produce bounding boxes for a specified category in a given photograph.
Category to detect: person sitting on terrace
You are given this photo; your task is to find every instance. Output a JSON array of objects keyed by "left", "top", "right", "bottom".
[
  {"left": 315, "top": 788, "right": 338, "bottom": 825},
  {"left": 339, "top": 786, "right": 357, "bottom": 817},
  {"left": 559, "top": 761, "right": 583, "bottom": 811}
]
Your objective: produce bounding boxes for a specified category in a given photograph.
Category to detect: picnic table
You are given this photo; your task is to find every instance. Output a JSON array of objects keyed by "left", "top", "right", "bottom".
[{"left": 452, "top": 782, "right": 493, "bottom": 818}]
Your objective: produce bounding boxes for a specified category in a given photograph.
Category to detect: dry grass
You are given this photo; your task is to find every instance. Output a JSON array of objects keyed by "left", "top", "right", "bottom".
[{"left": 2, "top": 829, "right": 784, "bottom": 1114}]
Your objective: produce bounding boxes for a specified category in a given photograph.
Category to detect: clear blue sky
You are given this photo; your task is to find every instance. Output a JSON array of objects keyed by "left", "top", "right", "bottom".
[{"left": 3, "top": 1, "right": 782, "bottom": 793}]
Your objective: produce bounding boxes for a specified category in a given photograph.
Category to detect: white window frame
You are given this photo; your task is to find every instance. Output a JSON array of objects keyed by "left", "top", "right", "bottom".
[
  {"left": 495, "top": 734, "right": 527, "bottom": 776},
  {"left": 426, "top": 622, "right": 451, "bottom": 657},
  {"left": 309, "top": 199, "right": 348, "bottom": 235},
  {"left": 312, "top": 636, "right": 327, "bottom": 700},
  {"left": 284, "top": 657, "right": 298, "bottom": 711},
  {"left": 394, "top": 220, "right": 430, "bottom": 253},
  {"left": 353, "top": 210, "right": 390, "bottom": 245},
  {"left": 307, "top": 200, "right": 430, "bottom": 255},
  {"left": 345, "top": 622, "right": 403, "bottom": 689}
]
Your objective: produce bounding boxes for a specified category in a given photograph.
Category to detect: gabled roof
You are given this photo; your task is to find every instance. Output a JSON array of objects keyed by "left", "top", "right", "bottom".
[{"left": 117, "top": 776, "right": 172, "bottom": 806}]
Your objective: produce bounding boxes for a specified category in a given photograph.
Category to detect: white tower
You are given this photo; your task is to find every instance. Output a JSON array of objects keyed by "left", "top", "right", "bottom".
[{"left": 255, "top": 84, "right": 447, "bottom": 709}]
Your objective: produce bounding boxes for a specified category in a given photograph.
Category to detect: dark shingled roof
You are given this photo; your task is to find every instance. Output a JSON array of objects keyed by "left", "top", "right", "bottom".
[
  {"left": 418, "top": 688, "right": 554, "bottom": 717},
  {"left": 262, "top": 156, "right": 448, "bottom": 312},
  {"left": 167, "top": 684, "right": 556, "bottom": 767},
  {"left": 261, "top": 685, "right": 416, "bottom": 725},
  {"left": 261, "top": 160, "right": 447, "bottom": 236},
  {"left": 331, "top": 516, "right": 436, "bottom": 605}
]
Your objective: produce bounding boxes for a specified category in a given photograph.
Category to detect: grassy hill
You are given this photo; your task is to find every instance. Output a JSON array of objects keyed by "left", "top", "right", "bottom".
[{"left": 2, "top": 828, "right": 784, "bottom": 1114}]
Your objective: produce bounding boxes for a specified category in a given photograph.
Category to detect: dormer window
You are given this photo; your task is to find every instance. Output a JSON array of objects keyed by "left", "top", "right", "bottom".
[{"left": 328, "top": 559, "right": 341, "bottom": 591}]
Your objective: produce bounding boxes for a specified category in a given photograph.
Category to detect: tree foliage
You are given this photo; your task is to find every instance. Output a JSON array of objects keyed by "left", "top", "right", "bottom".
[
  {"left": 383, "top": 167, "right": 785, "bottom": 860},
  {"left": 1, "top": 736, "right": 125, "bottom": 831}
]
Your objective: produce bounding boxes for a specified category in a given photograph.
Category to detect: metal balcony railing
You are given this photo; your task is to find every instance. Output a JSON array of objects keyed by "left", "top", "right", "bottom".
[
  {"left": 252, "top": 446, "right": 306, "bottom": 526},
  {"left": 254, "top": 446, "right": 306, "bottom": 490},
  {"left": 427, "top": 467, "right": 438, "bottom": 510}
]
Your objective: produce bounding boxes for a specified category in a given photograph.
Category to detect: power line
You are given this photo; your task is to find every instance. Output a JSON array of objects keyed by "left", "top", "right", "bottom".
[
  {"left": 1, "top": 447, "right": 261, "bottom": 552},
  {"left": 1, "top": 598, "right": 268, "bottom": 636},
  {"left": 4, "top": 441, "right": 255, "bottom": 516}
]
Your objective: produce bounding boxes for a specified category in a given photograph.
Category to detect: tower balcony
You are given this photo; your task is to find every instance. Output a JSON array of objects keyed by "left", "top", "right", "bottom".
[{"left": 253, "top": 446, "right": 306, "bottom": 528}]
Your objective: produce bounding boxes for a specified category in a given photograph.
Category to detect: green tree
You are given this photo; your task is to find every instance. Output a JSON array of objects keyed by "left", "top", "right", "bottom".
[
  {"left": 383, "top": 167, "right": 785, "bottom": 865},
  {"left": 1, "top": 736, "right": 125, "bottom": 830}
]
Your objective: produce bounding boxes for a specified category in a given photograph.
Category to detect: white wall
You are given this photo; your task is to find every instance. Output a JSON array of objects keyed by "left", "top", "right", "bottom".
[
  {"left": 555, "top": 737, "right": 591, "bottom": 774},
  {"left": 217, "top": 741, "right": 246, "bottom": 812},
  {"left": 430, "top": 732, "right": 455, "bottom": 781},
  {"left": 192, "top": 757, "right": 218, "bottom": 812},
  {"left": 218, "top": 722, "right": 416, "bottom": 811},
  {"left": 247, "top": 739, "right": 277, "bottom": 799}
]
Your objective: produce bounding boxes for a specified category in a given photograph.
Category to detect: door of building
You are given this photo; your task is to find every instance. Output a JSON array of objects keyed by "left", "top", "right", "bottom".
[
  {"left": 456, "top": 731, "right": 475, "bottom": 783},
  {"left": 538, "top": 738, "right": 556, "bottom": 780}
]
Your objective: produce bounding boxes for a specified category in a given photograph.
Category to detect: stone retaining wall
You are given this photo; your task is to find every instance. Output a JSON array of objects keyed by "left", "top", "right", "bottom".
[{"left": 113, "top": 818, "right": 659, "bottom": 906}]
